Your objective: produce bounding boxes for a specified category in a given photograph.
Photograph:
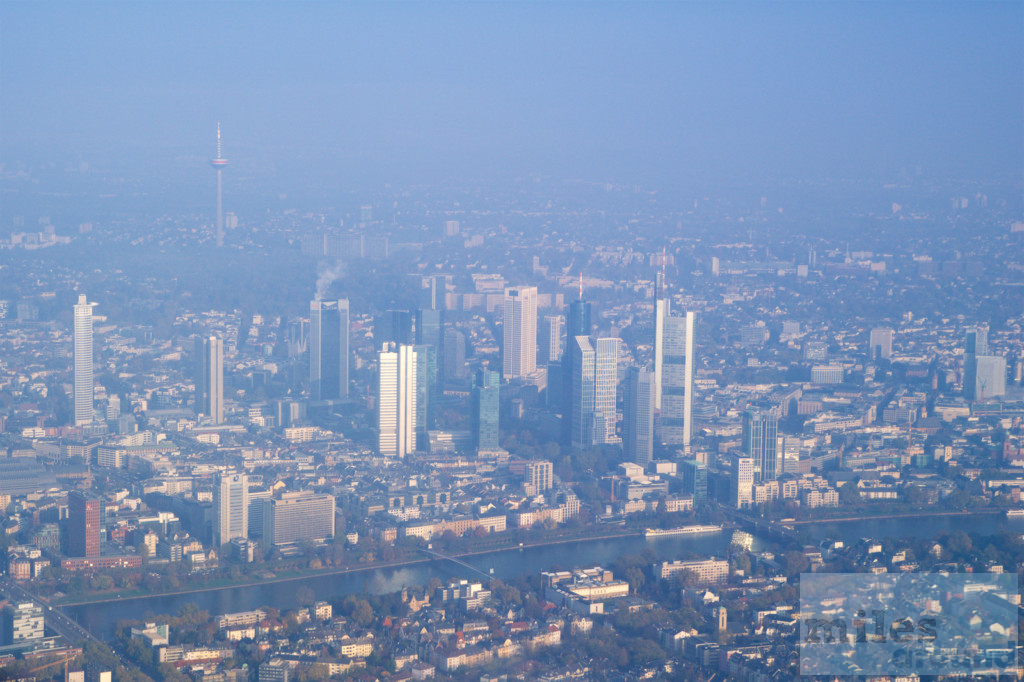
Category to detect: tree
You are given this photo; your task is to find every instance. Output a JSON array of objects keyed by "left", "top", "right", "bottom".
[
  {"left": 839, "top": 481, "right": 860, "bottom": 506},
  {"left": 623, "top": 566, "right": 645, "bottom": 594},
  {"left": 782, "top": 550, "right": 810, "bottom": 577},
  {"left": 946, "top": 530, "right": 973, "bottom": 557}
]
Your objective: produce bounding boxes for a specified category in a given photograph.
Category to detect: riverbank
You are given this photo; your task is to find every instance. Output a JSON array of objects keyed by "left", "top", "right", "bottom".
[
  {"left": 785, "top": 507, "right": 1002, "bottom": 526},
  {"left": 66, "top": 512, "right": 1019, "bottom": 642},
  {"left": 56, "top": 528, "right": 641, "bottom": 608}
]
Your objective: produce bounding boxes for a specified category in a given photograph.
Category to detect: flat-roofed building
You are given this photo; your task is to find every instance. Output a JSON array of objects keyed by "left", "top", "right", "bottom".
[
  {"left": 261, "top": 492, "right": 335, "bottom": 547},
  {"left": 654, "top": 558, "right": 729, "bottom": 584},
  {"left": 2, "top": 602, "right": 44, "bottom": 644}
]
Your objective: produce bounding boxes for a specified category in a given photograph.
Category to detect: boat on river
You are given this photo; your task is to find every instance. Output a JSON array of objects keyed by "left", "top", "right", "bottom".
[{"left": 644, "top": 524, "right": 723, "bottom": 539}]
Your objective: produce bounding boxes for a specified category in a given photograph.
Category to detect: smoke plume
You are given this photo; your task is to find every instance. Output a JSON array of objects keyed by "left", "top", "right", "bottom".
[{"left": 314, "top": 260, "right": 346, "bottom": 301}]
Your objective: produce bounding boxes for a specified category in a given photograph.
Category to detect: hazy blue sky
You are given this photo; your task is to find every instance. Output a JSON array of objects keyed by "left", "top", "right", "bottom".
[{"left": 2, "top": 1, "right": 1021, "bottom": 191}]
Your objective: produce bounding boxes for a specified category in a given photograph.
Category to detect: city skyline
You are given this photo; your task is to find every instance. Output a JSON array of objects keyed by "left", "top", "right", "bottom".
[{"left": 0, "top": 2, "right": 1021, "bottom": 679}]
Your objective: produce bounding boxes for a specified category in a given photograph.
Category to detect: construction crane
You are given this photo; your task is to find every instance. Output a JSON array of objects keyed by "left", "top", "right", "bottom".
[{"left": 26, "top": 651, "right": 78, "bottom": 682}]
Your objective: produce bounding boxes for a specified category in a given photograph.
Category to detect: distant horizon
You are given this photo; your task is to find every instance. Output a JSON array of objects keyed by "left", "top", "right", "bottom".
[{"left": 2, "top": 1, "right": 1021, "bottom": 208}]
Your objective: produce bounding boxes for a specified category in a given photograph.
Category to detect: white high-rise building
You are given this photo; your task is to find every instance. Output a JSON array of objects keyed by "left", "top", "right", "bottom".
[
  {"left": 378, "top": 343, "right": 417, "bottom": 457},
  {"left": 732, "top": 455, "right": 754, "bottom": 509},
  {"left": 661, "top": 311, "right": 696, "bottom": 447},
  {"left": 195, "top": 336, "right": 224, "bottom": 424},
  {"left": 502, "top": 286, "right": 537, "bottom": 379},
  {"left": 571, "top": 336, "right": 620, "bottom": 449},
  {"left": 213, "top": 471, "right": 248, "bottom": 546},
  {"left": 73, "top": 294, "right": 95, "bottom": 426}
]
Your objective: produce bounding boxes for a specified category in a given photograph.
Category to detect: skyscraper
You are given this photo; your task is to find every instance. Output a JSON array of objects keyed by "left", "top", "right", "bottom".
[
  {"left": 73, "top": 294, "right": 94, "bottom": 426},
  {"left": 195, "top": 335, "right": 224, "bottom": 424},
  {"left": 443, "top": 328, "right": 468, "bottom": 383},
  {"left": 67, "top": 490, "right": 101, "bottom": 557},
  {"left": 213, "top": 471, "right": 248, "bottom": 547},
  {"left": 415, "top": 308, "right": 443, "bottom": 425},
  {"left": 869, "top": 327, "right": 894, "bottom": 361},
  {"left": 732, "top": 455, "right": 754, "bottom": 509},
  {"left": 967, "top": 355, "right": 1007, "bottom": 401},
  {"left": 310, "top": 299, "right": 350, "bottom": 400},
  {"left": 743, "top": 409, "right": 779, "bottom": 482},
  {"left": 966, "top": 327, "right": 989, "bottom": 355},
  {"left": 415, "top": 308, "right": 443, "bottom": 348},
  {"left": 539, "top": 315, "right": 564, "bottom": 365},
  {"left": 623, "top": 367, "right": 655, "bottom": 466},
  {"left": 567, "top": 298, "right": 592, "bottom": 340},
  {"left": 413, "top": 344, "right": 432, "bottom": 450},
  {"left": 653, "top": 271, "right": 669, "bottom": 410},
  {"left": 681, "top": 459, "right": 708, "bottom": 503},
  {"left": 375, "top": 309, "right": 414, "bottom": 346},
  {"left": 502, "top": 286, "right": 537, "bottom": 379},
  {"left": 210, "top": 123, "right": 229, "bottom": 247},
  {"left": 378, "top": 343, "right": 417, "bottom": 457},
  {"left": 428, "top": 274, "right": 447, "bottom": 310},
  {"left": 472, "top": 369, "right": 501, "bottom": 453},
  {"left": 570, "top": 336, "right": 619, "bottom": 449},
  {"left": 661, "top": 311, "right": 696, "bottom": 447},
  {"left": 560, "top": 296, "right": 592, "bottom": 443},
  {"left": 964, "top": 326, "right": 1005, "bottom": 401}
]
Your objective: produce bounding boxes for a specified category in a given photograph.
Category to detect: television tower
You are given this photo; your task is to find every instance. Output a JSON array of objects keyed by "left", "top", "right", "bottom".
[{"left": 209, "top": 122, "right": 229, "bottom": 247}]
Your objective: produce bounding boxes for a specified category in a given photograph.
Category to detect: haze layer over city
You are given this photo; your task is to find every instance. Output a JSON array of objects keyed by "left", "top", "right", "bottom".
[{"left": 1, "top": 2, "right": 1022, "bottom": 681}]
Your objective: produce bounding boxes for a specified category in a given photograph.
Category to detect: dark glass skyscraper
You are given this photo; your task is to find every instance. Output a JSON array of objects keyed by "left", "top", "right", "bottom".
[
  {"left": 681, "top": 458, "right": 707, "bottom": 503},
  {"left": 567, "top": 299, "right": 592, "bottom": 340},
  {"left": 561, "top": 299, "right": 592, "bottom": 444},
  {"left": 473, "top": 369, "right": 501, "bottom": 452},
  {"left": 416, "top": 308, "right": 443, "bottom": 425},
  {"left": 310, "top": 299, "right": 349, "bottom": 400},
  {"left": 623, "top": 366, "right": 655, "bottom": 465},
  {"left": 413, "top": 344, "right": 432, "bottom": 450},
  {"left": 743, "top": 409, "right": 779, "bottom": 482},
  {"left": 376, "top": 309, "right": 414, "bottom": 346}
]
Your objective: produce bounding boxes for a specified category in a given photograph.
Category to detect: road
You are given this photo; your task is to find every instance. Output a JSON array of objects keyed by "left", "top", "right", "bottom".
[{"left": 1, "top": 578, "right": 137, "bottom": 673}]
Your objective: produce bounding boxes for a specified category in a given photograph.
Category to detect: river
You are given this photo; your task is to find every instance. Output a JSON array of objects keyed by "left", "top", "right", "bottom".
[{"left": 65, "top": 512, "right": 1020, "bottom": 640}]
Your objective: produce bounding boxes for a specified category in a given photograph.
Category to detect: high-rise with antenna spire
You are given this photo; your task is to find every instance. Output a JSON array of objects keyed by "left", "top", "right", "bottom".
[{"left": 210, "top": 122, "right": 229, "bottom": 247}]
